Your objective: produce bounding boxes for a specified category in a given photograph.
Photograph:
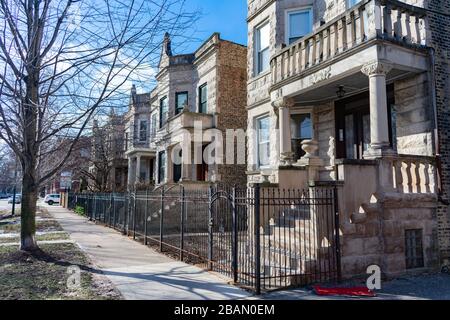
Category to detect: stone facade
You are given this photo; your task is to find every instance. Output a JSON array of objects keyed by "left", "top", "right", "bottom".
[
  {"left": 247, "top": 0, "right": 449, "bottom": 278},
  {"left": 127, "top": 33, "right": 248, "bottom": 188}
]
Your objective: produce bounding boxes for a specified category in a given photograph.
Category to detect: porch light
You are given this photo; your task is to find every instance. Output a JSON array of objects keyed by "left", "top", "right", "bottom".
[{"left": 336, "top": 85, "right": 346, "bottom": 99}]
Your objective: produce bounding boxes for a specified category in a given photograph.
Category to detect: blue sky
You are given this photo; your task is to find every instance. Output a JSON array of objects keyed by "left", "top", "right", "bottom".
[{"left": 178, "top": 0, "right": 248, "bottom": 52}]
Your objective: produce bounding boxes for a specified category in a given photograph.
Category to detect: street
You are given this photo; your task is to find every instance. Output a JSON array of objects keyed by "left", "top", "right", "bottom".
[{"left": 0, "top": 199, "right": 12, "bottom": 213}]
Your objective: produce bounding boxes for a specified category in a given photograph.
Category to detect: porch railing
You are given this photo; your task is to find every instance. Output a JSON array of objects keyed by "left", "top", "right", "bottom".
[
  {"left": 67, "top": 184, "right": 340, "bottom": 294},
  {"left": 392, "top": 155, "right": 437, "bottom": 194},
  {"left": 271, "top": 0, "right": 428, "bottom": 87}
]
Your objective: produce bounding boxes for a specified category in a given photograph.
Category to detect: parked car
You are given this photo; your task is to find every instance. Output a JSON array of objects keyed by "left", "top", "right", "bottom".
[
  {"left": 0, "top": 193, "right": 9, "bottom": 199},
  {"left": 44, "top": 194, "right": 60, "bottom": 206},
  {"left": 7, "top": 194, "right": 21, "bottom": 204}
]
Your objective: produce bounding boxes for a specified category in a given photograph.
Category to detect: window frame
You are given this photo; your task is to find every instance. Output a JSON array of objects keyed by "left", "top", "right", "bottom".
[
  {"left": 256, "top": 115, "right": 271, "bottom": 169},
  {"left": 175, "top": 91, "right": 188, "bottom": 115},
  {"left": 151, "top": 113, "right": 157, "bottom": 137},
  {"left": 254, "top": 20, "right": 270, "bottom": 76},
  {"left": 159, "top": 96, "right": 168, "bottom": 128},
  {"left": 198, "top": 83, "right": 208, "bottom": 114},
  {"left": 285, "top": 7, "right": 313, "bottom": 45},
  {"left": 347, "top": 0, "right": 362, "bottom": 9},
  {"left": 138, "top": 119, "right": 148, "bottom": 142},
  {"left": 158, "top": 151, "right": 166, "bottom": 184}
]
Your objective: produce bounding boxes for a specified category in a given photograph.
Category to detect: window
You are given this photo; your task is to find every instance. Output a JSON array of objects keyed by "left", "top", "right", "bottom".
[
  {"left": 255, "top": 22, "right": 270, "bottom": 75},
  {"left": 124, "top": 132, "right": 129, "bottom": 151},
  {"left": 287, "top": 9, "right": 312, "bottom": 44},
  {"left": 257, "top": 116, "right": 270, "bottom": 168},
  {"left": 158, "top": 151, "right": 166, "bottom": 184},
  {"left": 348, "top": 0, "right": 362, "bottom": 8},
  {"left": 199, "top": 84, "right": 207, "bottom": 113},
  {"left": 159, "top": 96, "right": 168, "bottom": 127},
  {"left": 151, "top": 113, "right": 157, "bottom": 137},
  {"left": 291, "top": 113, "right": 312, "bottom": 160},
  {"left": 405, "top": 229, "right": 424, "bottom": 269},
  {"left": 139, "top": 120, "right": 147, "bottom": 142},
  {"left": 176, "top": 92, "right": 188, "bottom": 115}
]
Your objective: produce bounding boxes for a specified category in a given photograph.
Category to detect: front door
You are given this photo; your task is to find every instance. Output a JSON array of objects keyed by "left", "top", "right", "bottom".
[{"left": 335, "top": 86, "right": 394, "bottom": 159}]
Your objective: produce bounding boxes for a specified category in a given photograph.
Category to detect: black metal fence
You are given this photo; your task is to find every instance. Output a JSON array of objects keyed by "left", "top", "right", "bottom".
[{"left": 68, "top": 184, "right": 340, "bottom": 294}]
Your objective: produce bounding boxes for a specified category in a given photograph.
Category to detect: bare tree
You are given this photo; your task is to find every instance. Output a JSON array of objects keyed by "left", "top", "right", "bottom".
[{"left": 0, "top": 0, "right": 198, "bottom": 251}]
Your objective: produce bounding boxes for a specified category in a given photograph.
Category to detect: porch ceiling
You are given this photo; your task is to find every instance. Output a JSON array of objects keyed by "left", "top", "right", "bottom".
[{"left": 292, "top": 68, "right": 413, "bottom": 106}]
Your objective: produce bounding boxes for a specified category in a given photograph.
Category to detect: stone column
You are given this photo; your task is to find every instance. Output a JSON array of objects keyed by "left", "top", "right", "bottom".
[
  {"left": 361, "top": 60, "right": 396, "bottom": 159},
  {"left": 135, "top": 155, "right": 141, "bottom": 184},
  {"left": 272, "top": 97, "right": 295, "bottom": 166},
  {"left": 181, "top": 143, "right": 191, "bottom": 182}
]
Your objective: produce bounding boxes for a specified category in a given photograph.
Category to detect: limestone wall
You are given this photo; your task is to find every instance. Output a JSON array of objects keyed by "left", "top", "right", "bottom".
[{"left": 394, "top": 73, "right": 434, "bottom": 156}]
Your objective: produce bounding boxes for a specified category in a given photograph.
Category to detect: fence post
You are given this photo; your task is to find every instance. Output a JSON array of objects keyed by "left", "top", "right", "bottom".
[
  {"left": 254, "top": 184, "right": 261, "bottom": 295},
  {"left": 208, "top": 185, "right": 214, "bottom": 271},
  {"left": 144, "top": 188, "right": 149, "bottom": 245},
  {"left": 124, "top": 192, "right": 129, "bottom": 235},
  {"left": 109, "top": 193, "right": 113, "bottom": 227},
  {"left": 93, "top": 195, "right": 97, "bottom": 222},
  {"left": 160, "top": 187, "right": 165, "bottom": 252},
  {"left": 180, "top": 185, "right": 185, "bottom": 261},
  {"left": 232, "top": 186, "right": 238, "bottom": 283},
  {"left": 133, "top": 192, "right": 137, "bottom": 240},
  {"left": 333, "top": 185, "right": 342, "bottom": 282}
]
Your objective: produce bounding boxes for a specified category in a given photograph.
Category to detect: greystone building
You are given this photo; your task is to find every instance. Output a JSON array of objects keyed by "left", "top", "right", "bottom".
[
  {"left": 246, "top": 0, "right": 450, "bottom": 278},
  {"left": 125, "top": 33, "right": 248, "bottom": 188}
]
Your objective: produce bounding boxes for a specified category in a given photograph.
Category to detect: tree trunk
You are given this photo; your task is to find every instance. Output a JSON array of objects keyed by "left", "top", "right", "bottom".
[
  {"left": 20, "top": 166, "right": 38, "bottom": 251},
  {"left": 20, "top": 67, "right": 40, "bottom": 251}
]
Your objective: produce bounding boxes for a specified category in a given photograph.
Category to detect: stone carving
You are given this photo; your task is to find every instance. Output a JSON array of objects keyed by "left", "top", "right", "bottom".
[
  {"left": 271, "top": 96, "right": 295, "bottom": 109},
  {"left": 328, "top": 136, "right": 336, "bottom": 166},
  {"left": 361, "top": 60, "right": 393, "bottom": 76},
  {"left": 310, "top": 67, "right": 331, "bottom": 85}
]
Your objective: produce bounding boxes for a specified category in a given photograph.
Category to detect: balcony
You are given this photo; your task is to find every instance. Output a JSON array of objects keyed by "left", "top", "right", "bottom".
[
  {"left": 270, "top": 0, "right": 429, "bottom": 97},
  {"left": 158, "top": 110, "right": 214, "bottom": 141}
]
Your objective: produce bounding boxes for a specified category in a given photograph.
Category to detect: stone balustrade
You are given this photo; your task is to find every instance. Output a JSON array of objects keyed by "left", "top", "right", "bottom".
[
  {"left": 270, "top": 0, "right": 428, "bottom": 87},
  {"left": 392, "top": 155, "right": 437, "bottom": 194}
]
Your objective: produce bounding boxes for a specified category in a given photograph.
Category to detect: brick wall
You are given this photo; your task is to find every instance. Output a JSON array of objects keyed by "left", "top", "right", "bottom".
[
  {"left": 217, "top": 41, "right": 248, "bottom": 185},
  {"left": 427, "top": 0, "right": 450, "bottom": 264}
]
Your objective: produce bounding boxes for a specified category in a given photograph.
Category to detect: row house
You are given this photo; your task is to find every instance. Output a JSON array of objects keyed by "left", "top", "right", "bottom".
[
  {"left": 90, "top": 113, "right": 128, "bottom": 192},
  {"left": 246, "top": 0, "right": 449, "bottom": 277},
  {"left": 125, "top": 33, "right": 248, "bottom": 188}
]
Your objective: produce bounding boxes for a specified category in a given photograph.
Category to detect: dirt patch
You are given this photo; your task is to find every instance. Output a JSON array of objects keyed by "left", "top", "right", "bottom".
[{"left": 0, "top": 243, "right": 122, "bottom": 300}]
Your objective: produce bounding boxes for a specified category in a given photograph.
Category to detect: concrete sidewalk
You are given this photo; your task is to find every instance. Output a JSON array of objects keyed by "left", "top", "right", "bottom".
[{"left": 44, "top": 204, "right": 251, "bottom": 300}]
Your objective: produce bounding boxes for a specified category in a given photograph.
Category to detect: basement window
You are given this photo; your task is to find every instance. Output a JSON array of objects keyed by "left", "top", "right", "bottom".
[{"left": 405, "top": 229, "right": 424, "bottom": 269}]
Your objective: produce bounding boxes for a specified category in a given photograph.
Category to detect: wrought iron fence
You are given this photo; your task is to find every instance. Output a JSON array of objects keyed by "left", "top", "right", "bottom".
[{"left": 68, "top": 184, "right": 340, "bottom": 294}]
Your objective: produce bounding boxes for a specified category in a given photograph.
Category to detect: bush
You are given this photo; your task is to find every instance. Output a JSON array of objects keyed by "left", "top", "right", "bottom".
[{"left": 74, "top": 206, "right": 85, "bottom": 216}]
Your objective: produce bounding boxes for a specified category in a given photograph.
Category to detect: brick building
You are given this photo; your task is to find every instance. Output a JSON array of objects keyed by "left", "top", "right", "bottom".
[
  {"left": 126, "top": 33, "right": 248, "bottom": 188},
  {"left": 246, "top": 0, "right": 449, "bottom": 277}
]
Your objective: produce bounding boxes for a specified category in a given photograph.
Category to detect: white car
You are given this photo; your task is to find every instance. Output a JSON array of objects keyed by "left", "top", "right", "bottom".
[{"left": 44, "top": 194, "right": 60, "bottom": 206}]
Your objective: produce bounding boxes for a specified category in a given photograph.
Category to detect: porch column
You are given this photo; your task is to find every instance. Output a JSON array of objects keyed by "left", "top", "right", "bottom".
[
  {"left": 127, "top": 157, "right": 133, "bottom": 187},
  {"left": 135, "top": 155, "right": 141, "bottom": 184},
  {"left": 361, "top": 60, "right": 395, "bottom": 158},
  {"left": 181, "top": 144, "right": 192, "bottom": 182},
  {"left": 272, "top": 97, "right": 295, "bottom": 165}
]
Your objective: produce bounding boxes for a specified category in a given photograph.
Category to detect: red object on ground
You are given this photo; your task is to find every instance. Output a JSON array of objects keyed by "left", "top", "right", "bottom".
[{"left": 313, "top": 285, "right": 376, "bottom": 297}]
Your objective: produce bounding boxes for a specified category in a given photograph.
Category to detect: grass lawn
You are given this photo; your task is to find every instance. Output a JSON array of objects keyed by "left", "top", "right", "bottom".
[
  {"left": 0, "top": 207, "right": 122, "bottom": 300},
  {"left": 0, "top": 243, "right": 122, "bottom": 300}
]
